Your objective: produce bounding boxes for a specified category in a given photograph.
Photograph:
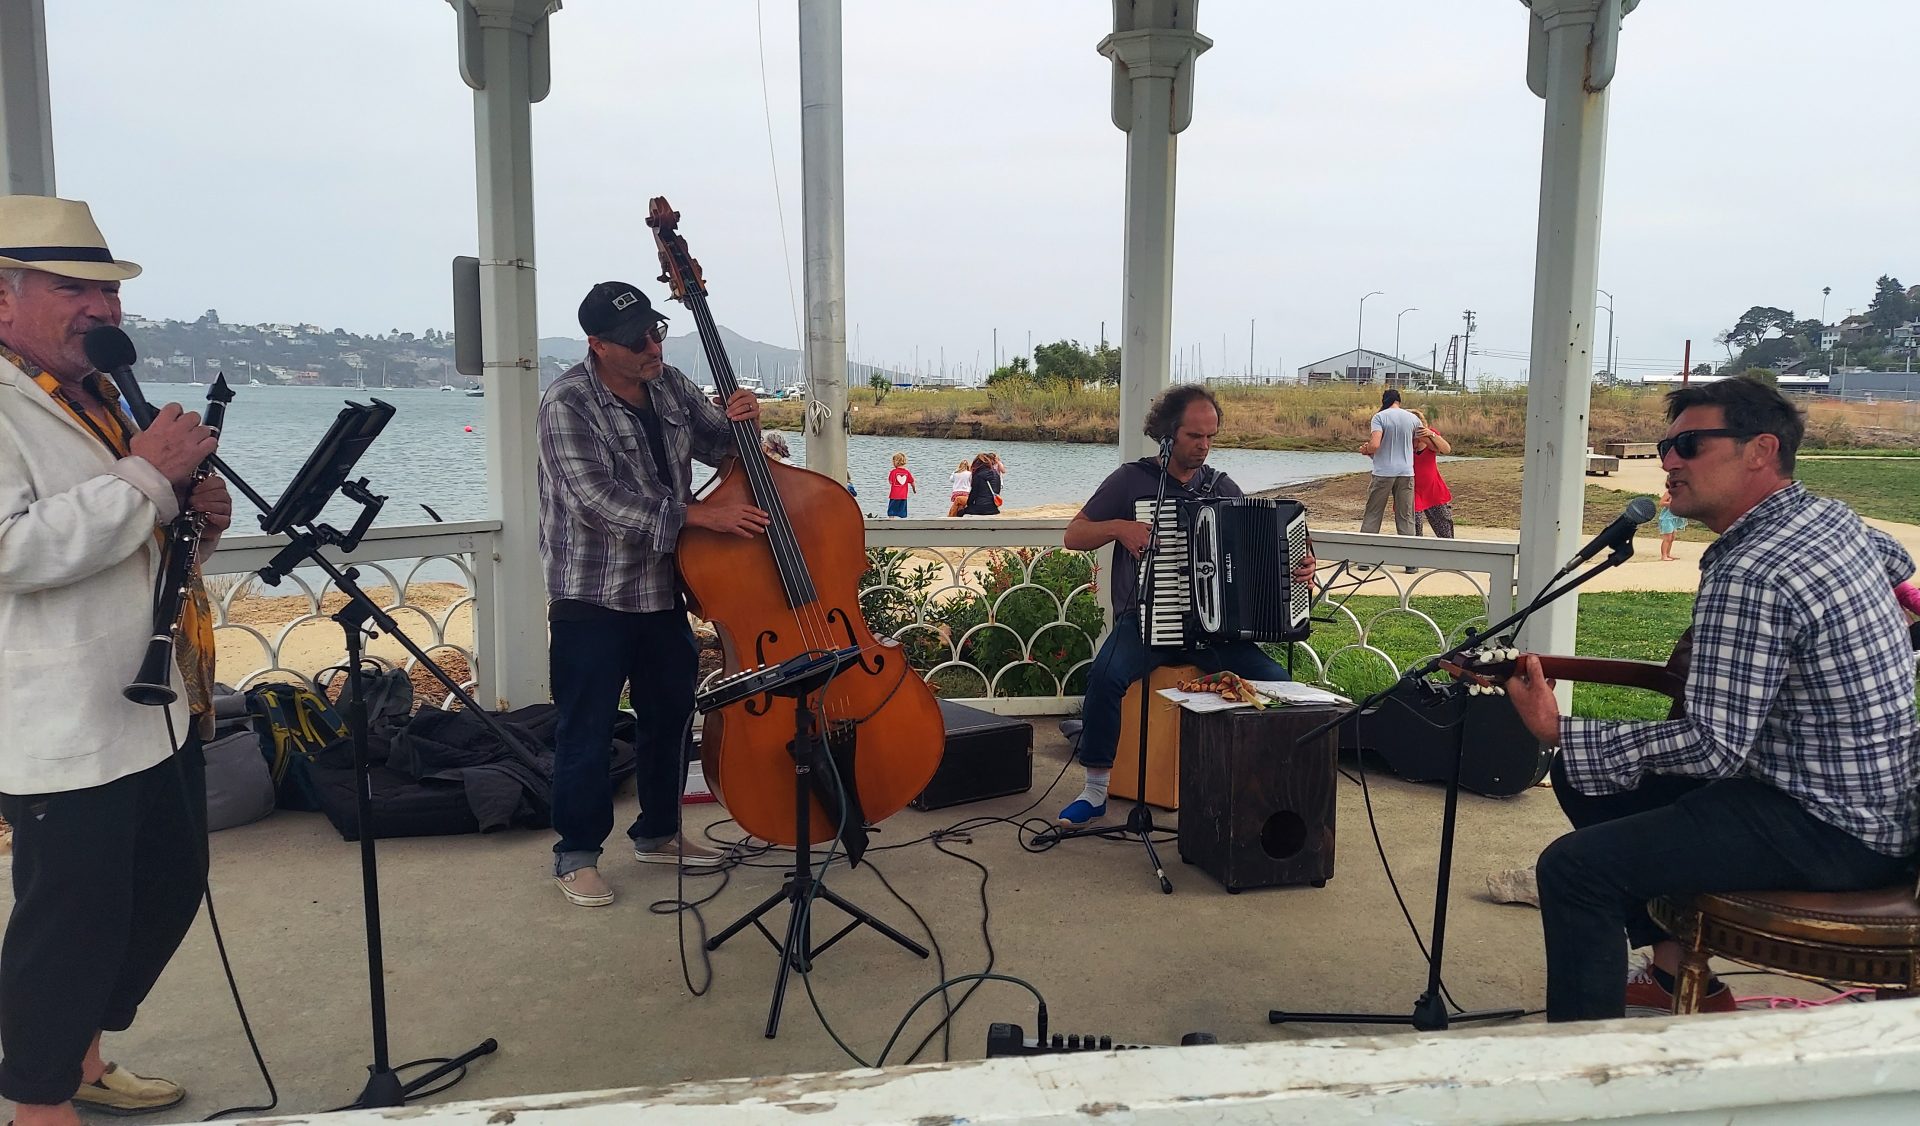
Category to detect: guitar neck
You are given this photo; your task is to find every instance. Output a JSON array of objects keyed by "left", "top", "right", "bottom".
[{"left": 1505, "top": 655, "right": 1684, "bottom": 699}]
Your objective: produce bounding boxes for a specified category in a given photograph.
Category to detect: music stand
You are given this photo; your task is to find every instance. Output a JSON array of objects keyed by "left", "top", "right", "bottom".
[
  {"left": 239, "top": 400, "right": 503, "bottom": 1106},
  {"left": 1042, "top": 444, "right": 1182, "bottom": 894},
  {"left": 700, "top": 652, "right": 930, "bottom": 1038},
  {"left": 1267, "top": 545, "right": 1634, "bottom": 1032}
]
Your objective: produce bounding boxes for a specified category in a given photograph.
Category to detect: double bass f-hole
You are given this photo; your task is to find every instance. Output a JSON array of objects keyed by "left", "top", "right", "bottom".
[
  {"left": 746, "top": 628, "right": 784, "bottom": 715},
  {"left": 827, "top": 607, "right": 884, "bottom": 675}
]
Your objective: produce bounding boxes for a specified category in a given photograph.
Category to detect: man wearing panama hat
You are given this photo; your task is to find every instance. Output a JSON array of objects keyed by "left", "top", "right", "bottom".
[{"left": 0, "top": 195, "right": 231, "bottom": 1126}]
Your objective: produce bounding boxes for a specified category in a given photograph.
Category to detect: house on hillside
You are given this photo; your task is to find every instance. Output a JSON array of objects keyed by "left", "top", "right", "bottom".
[{"left": 1297, "top": 348, "right": 1437, "bottom": 386}]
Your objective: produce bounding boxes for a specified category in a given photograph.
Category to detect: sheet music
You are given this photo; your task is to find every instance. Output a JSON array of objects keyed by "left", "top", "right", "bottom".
[{"left": 1157, "top": 681, "right": 1350, "bottom": 713}]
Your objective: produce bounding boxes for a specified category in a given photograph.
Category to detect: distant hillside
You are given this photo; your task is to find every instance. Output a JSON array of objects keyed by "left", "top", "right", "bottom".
[{"left": 113, "top": 310, "right": 814, "bottom": 390}]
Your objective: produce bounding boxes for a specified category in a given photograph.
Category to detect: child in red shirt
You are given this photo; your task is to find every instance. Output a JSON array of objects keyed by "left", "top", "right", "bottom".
[{"left": 886, "top": 452, "right": 916, "bottom": 518}]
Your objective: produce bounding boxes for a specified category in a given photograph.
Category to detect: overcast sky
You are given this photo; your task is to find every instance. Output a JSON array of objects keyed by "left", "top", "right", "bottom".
[{"left": 38, "top": 1, "right": 1919, "bottom": 383}]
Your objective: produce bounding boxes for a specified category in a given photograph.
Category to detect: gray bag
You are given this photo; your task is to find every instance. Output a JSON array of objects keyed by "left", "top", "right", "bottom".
[{"left": 203, "top": 728, "right": 275, "bottom": 832}]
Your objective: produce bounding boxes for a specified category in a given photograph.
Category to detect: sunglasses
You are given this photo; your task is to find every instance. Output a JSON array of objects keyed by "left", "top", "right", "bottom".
[
  {"left": 634, "top": 322, "right": 669, "bottom": 346},
  {"left": 1657, "top": 428, "right": 1749, "bottom": 460}
]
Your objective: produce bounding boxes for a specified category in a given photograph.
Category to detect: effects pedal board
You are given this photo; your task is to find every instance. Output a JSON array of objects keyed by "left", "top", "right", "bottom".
[{"left": 985, "top": 1023, "right": 1216, "bottom": 1057}]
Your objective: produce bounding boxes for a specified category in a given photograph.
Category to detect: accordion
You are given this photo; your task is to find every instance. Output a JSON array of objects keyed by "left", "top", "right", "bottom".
[{"left": 1134, "top": 497, "right": 1312, "bottom": 648}]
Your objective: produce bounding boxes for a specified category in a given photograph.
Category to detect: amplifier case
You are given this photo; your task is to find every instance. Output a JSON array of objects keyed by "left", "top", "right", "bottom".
[{"left": 912, "top": 699, "right": 1034, "bottom": 811}]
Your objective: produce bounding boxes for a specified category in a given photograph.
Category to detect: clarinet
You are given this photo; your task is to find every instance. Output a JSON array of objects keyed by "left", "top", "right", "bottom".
[{"left": 121, "top": 372, "right": 234, "bottom": 706}]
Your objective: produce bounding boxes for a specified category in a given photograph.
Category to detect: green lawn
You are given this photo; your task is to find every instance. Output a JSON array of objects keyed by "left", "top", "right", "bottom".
[
  {"left": 1797, "top": 458, "right": 1920, "bottom": 525},
  {"left": 1286, "top": 591, "right": 1696, "bottom": 722}
]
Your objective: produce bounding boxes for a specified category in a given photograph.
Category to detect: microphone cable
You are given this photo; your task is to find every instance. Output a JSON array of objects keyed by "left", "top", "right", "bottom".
[{"left": 159, "top": 708, "right": 281, "bottom": 1121}]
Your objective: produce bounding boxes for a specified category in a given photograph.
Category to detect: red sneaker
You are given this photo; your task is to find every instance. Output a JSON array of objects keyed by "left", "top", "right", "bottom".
[{"left": 1624, "top": 960, "right": 1739, "bottom": 1017}]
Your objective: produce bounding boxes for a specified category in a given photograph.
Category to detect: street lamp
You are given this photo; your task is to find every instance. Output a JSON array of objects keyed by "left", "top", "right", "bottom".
[
  {"left": 1357, "top": 290, "right": 1383, "bottom": 381},
  {"left": 1596, "top": 288, "right": 1616, "bottom": 377},
  {"left": 1394, "top": 307, "right": 1418, "bottom": 380}
]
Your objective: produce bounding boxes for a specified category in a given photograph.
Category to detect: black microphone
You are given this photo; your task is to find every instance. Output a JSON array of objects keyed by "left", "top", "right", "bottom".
[
  {"left": 1557, "top": 496, "right": 1657, "bottom": 575},
  {"left": 1157, "top": 433, "right": 1174, "bottom": 465},
  {"left": 82, "top": 324, "right": 155, "bottom": 425}
]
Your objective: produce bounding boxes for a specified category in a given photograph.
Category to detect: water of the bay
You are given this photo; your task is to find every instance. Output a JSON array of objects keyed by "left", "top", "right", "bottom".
[{"left": 205, "top": 384, "right": 1377, "bottom": 531}]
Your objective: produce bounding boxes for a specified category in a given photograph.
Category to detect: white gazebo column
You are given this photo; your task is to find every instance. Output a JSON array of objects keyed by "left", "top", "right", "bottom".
[
  {"left": 1515, "top": 0, "right": 1634, "bottom": 657},
  {"left": 1100, "top": 0, "right": 1210, "bottom": 463},
  {"left": 798, "top": 0, "right": 849, "bottom": 485},
  {"left": 0, "top": 0, "right": 55, "bottom": 195},
  {"left": 454, "top": 0, "right": 554, "bottom": 708}
]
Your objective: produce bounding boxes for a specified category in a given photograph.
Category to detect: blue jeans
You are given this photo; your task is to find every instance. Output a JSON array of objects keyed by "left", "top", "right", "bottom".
[
  {"left": 1075, "top": 611, "right": 1292, "bottom": 770},
  {"left": 549, "top": 611, "right": 696, "bottom": 876},
  {"left": 886, "top": 498, "right": 908, "bottom": 518},
  {"left": 1537, "top": 753, "right": 1912, "bottom": 1022}
]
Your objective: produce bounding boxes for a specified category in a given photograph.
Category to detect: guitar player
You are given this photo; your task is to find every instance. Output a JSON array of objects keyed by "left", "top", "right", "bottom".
[{"left": 1502, "top": 375, "right": 1919, "bottom": 1022}]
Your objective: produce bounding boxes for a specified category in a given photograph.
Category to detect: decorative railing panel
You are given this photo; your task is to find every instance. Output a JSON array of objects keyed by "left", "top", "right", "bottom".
[
  {"left": 204, "top": 520, "right": 499, "bottom": 707},
  {"left": 862, "top": 519, "right": 1522, "bottom": 713}
]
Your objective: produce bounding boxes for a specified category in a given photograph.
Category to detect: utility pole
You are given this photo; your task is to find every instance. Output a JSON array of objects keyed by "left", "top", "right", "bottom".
[
  {"left": 1460, "top": 309, "right": 1477, "bottom": 388},
  {"left": 1248, "top": 318, "right": 1255, "bottom": 383},
  {"left": 993, "top": 327, "right": 998, "bottom": 372}
]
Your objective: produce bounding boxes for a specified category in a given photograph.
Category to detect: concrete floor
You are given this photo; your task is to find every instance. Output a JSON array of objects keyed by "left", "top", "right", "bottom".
[{"left": 1, "top": 720, "right": 1769, "bottom": 1119}]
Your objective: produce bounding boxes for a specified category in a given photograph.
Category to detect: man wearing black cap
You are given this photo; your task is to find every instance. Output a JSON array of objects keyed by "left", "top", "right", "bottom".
[{"left": 536, "top": 281, "right": 766, "bottom": 907}]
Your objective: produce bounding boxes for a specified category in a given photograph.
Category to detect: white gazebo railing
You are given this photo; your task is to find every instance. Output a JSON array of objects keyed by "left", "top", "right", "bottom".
[
  {"left": 205, "top": 520, "right": 499, "bottom": 707},
  {"left": 203, "top": 519, "right": 1522, "bottom": 717}
]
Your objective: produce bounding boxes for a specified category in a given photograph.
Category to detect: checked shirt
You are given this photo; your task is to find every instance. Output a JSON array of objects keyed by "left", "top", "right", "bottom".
[
  {"left": 1559, "top": 482, "right": 1920, "bottom": 856},
  {"left": 536, "top": 360, "right": 737, "bottom": 613}
]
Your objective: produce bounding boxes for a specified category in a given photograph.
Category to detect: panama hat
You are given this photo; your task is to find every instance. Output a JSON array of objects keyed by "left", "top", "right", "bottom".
[{"left": 0, "top": 196, "right": 141, "bottom": 281}]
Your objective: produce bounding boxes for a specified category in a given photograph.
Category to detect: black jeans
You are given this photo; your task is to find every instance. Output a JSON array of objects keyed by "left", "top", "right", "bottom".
[
  {"left": 1537, "top": 752, "right": 1911, "bottom": 1022},
  {"left": 549, "top": 611, "right": 696, "bottom": 876},
  {"left": 0, "top": 742, "right": 207, "bottom": 1105}
]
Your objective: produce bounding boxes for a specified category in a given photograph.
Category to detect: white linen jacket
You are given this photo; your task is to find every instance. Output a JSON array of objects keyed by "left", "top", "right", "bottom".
[{"left": 0, "top": 352, "right": 190, "bottom": 794}]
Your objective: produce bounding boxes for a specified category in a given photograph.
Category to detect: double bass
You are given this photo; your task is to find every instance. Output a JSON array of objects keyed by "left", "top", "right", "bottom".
[{"left": 649, "top": 198, "right": 945, "bottom": 858}]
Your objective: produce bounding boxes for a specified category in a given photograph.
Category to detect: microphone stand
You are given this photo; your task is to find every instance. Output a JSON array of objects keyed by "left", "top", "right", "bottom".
[
  {"left": 1045, "top": 439, "right": 1181, "bottom": 894},
  {"left": 1267, "top": 537, "right": 1637, "bottom": 1031},
  {"left": 147, "top": 407, "right": 503, "bottom": 1108}
]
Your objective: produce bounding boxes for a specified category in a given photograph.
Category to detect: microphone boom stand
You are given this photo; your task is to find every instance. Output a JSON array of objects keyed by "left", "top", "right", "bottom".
[
  {"left": 1267, "top": 540, "right": 1636, "bottom": 1031},
  {"left": 1045, "top": 441, "right": 1182, "bottom": 894}
]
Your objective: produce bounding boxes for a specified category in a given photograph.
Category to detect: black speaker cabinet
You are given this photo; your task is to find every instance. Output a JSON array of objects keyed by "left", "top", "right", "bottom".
[
  {"left": 1338, "top": 680, "right": 1550, "bottom": 797},
  {"left": 1176, "top": 705, "right": 1340, "bottom": 892},
  {"left": 912, "top": 699, "right": 1034, "bottom": 811}
]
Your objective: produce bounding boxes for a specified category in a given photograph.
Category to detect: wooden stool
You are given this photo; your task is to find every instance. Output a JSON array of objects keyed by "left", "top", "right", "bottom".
[
  {"left": 1649, "top": 886, "right": 1920, "bottom": 1012},
  {"left": 1110, "top": 664, "right": 1200, "bottom": 810}
]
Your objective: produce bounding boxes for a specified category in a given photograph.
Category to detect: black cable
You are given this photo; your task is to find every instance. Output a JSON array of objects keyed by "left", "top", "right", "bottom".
[
  {"left": 157, "top": 709, "right": 279, "bottom": 1121},
  {"left": 897, "top": 834, "right": 996, "bottom": 1064},
  {"left": 863, "top": 856, "right": 953, "bottom": 1060}
]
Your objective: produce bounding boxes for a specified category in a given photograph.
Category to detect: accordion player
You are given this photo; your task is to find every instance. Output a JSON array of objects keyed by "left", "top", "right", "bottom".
[{"left": 1135, "top": 496, "right": 1313, "bottom": 648}]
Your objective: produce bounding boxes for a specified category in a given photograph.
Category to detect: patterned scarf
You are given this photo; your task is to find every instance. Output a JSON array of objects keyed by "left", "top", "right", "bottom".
[{"left": 4, "top": 344, "right": 216, "bottom": 738}]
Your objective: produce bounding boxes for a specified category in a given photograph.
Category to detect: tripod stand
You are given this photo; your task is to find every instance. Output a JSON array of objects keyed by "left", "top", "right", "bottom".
[
  {"left": 1268, "top": 544, "right": 1634, "bottom": 1032},
  {"left": 704, "top": 668, "right": 929, "bottom": 1038},
  {"left": 1042, "top": 440, "right": 1184, "bottom": 893}
]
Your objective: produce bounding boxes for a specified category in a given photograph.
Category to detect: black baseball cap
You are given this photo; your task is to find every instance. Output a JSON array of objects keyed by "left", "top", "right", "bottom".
[{"left": 578, "top": 281, "right": 669, "bottom": 349}]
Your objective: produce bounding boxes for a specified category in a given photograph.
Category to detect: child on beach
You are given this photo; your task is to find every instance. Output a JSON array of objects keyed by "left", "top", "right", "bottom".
[
  {"left": 947, "top": 459, "right": 972, "bottom": 517},
  {"left": 886, "top": 452, "right": 916, "bottom": 518},
  {"left": 1656, "top": 489, "right": 1685, "bottom": 560}
]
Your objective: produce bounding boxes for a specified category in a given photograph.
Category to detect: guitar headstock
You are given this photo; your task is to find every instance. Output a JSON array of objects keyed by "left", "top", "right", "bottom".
[
  {"left": 1437, "top": 646, "right": 1522, "bottom": 696},
  {"left": 647, "top": 196, "right": 707, "bottom": 303}
]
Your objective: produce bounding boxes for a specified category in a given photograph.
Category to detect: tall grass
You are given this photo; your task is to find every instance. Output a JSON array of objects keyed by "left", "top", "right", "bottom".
[{"left": 761, "top": 382, "right": 1920, "bottom": 454}]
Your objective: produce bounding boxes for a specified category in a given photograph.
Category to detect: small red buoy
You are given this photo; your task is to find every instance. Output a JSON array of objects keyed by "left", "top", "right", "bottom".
[{"left": 464, "top": 425, "right": 474, "bottom": 433}]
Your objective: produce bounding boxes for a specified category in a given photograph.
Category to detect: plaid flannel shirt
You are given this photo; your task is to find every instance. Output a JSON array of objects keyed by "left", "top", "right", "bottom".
[
  {"left": 1559, "top": 482, "right": 1920, "bottom": 856},
  {"left": 536, "top": 360, "right": 736, "bottom": 613}
]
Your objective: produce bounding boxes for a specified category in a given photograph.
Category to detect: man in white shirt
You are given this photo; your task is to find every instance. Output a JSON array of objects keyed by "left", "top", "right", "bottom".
[
  {"left": 0, "top": 196, "right": 228, "bottom": 1126},
  {"left": 1359, "top": 388, "right": 1417, "bottom": 536}
]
